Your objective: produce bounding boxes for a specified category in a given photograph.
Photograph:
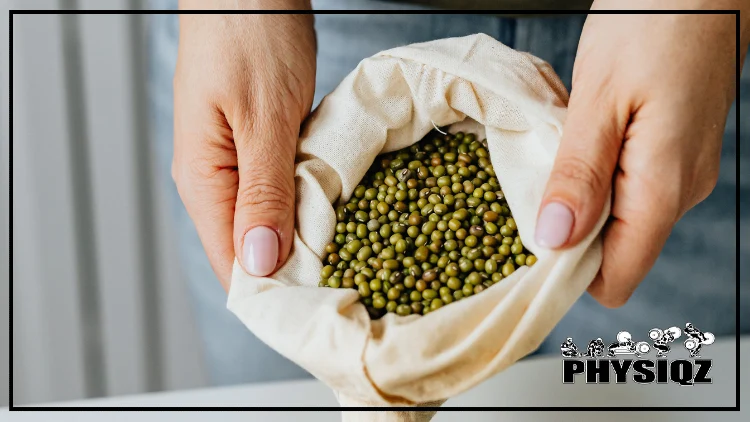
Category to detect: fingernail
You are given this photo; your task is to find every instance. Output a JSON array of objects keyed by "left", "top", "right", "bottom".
[
  {"left": 242, "top": 226, "right": 279, "bottom": 276},
  {"left": 535, "top": 202, "right": 574, "bottom": 249}
]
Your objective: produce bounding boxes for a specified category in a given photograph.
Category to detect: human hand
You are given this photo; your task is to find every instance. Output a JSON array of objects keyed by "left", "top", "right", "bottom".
[
  {"left": 534, "top": 0, "right": 749, "bottom": 307},
  {"left": 173, "top": 0, "right": 316, "bottom": 291}
]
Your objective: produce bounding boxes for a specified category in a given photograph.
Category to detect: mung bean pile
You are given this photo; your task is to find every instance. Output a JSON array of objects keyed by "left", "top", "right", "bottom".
[{"left": 319, "top": 130, "right": 536, "bottom": 319}]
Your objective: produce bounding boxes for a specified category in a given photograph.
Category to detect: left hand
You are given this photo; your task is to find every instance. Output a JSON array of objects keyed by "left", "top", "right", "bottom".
[
  {"left": 172, "top": 0, "right": 316, "bottom": 290},
  {"left": 534, "top": 0, "right": 749, "bottom": 307}
]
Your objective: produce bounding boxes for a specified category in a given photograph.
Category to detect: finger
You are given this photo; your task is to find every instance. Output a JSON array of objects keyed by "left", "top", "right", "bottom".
[
  {"left": 172, "top": 102, "right": 239, "bottom": 291},
  {"left": 587, "top": 97, "right": 716, "bottom": 308},
  {"left": 535, "top": 77, "right": 630, "bottom": 250},
  {"left": 229, "top": 100, "right": 299, "bottom": 277},
  {"left": 181, "top": 177, "right": 237, "bottom": 291},
  {"left": 588, "top": 164, "right": 678, "bottom": 308}
]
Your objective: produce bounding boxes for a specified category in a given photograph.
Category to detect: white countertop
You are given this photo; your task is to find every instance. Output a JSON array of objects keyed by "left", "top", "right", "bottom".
[{"left": 5, "top": 336, "right": 747, "bottom": 422}]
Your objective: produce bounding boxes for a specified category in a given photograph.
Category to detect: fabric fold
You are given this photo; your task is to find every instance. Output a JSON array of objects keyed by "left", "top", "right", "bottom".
[{"left": 227, "top": 33, "right": 608, "bottom": 419}]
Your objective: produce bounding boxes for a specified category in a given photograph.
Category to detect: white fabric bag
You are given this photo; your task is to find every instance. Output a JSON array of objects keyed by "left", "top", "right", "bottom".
[{"left": 227, "top": 33, "right": 608, "bottom": 416}]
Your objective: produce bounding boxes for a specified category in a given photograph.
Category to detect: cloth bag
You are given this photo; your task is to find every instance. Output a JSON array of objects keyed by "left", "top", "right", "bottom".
[{"left": 227, "top": 33, "right": 608, "bottom": 418}]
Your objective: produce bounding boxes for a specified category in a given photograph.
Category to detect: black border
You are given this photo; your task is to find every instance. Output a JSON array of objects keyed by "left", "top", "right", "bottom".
[{"left": 7, "top": 7, "right": 742, "bottom": 413}]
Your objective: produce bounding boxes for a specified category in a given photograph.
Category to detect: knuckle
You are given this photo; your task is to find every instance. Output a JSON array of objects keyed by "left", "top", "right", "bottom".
[
  {"left": 171, "top": 153, "right": 238, "bottom": 210},
  {"left": 553, "top": 156, "right": 608, "bottom": 197},
  {"left": 171, "top": 159, "right": 190, "bottom": 199},
  {"left": 187, "top": 154, "right": 221, "bottom": 180},
  {"left": 589, "top": 274, "right": 635, "bottom": 309},
  {"left": 693, "top": 170, "right": 719, "bottom": 205},
  {"left": 624, "top": 170, "right": 682, "bottom": 224},
  {"left": 236, "top": 179, "right": 294, "bottom": 213},
  {"left": 170, "top": 161, "right": 179, "bottom": 185},
  {"left": 597, "top": 292, "right": 631, "bottom": 309}
]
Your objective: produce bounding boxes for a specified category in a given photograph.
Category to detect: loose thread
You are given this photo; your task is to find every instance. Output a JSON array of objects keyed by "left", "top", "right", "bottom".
[{"left": 431, "top": 120, "right": 447, "bottom": 135}]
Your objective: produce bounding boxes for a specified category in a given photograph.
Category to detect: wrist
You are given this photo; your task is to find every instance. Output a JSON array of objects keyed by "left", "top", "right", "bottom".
[
  {"left": 591, "top": 0, "right": 749, "bottom": 69},
  {"left": 179, "top": 0, "right": 311, "bottom": 10},
  {"left": 592, "top": 0, "right": 741, "bottom": 11},
  {"left": 178, "top": 5, "right": 316, "bottom": 50}
]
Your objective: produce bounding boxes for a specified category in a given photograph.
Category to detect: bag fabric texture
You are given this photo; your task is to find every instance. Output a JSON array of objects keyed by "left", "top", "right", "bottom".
[{"left": 226, "top": 33, "right": 608, "bottom": 417}]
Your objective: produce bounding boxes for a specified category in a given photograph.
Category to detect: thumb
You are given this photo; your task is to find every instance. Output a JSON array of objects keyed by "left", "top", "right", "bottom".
[
  {"left": 232, "top": 122, "right": 297, "bottom": 277},
  {"left": 535, "top": 86, "right": 627, "bottom": 249}
]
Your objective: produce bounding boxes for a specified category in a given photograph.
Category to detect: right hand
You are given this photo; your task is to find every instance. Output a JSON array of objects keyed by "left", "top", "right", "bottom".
[
  {"left": 172, "top": 1, "right": 316, "bottom": 291},
  {"left": 534, "top": 0, "right": 747, "bottom": 308}
]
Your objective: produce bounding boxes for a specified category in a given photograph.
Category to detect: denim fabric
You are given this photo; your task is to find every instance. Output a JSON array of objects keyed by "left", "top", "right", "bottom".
[{"left": 148, "top": 0, "right": 746, "bottom": 384}]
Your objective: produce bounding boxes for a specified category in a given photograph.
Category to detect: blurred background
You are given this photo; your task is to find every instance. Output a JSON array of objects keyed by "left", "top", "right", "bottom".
[
  {"left": 7, "top": 0, "right": 208, "bottom": 407},
  {"left": 4, "top": 0, "right": 746, "bottom": 410}
]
